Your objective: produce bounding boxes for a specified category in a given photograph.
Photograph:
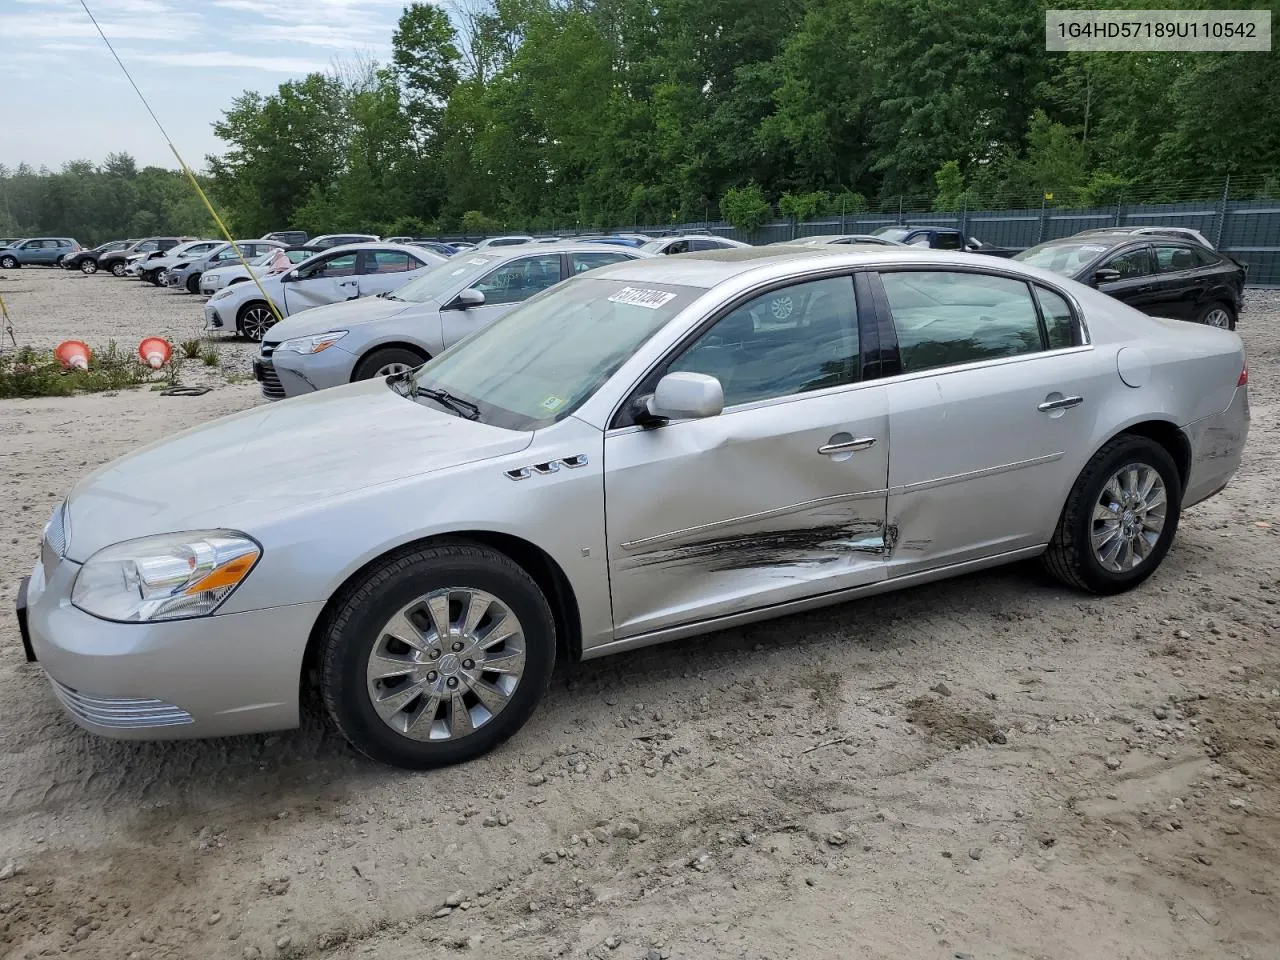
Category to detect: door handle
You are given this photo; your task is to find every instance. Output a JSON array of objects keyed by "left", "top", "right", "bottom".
[
  {"left": 1038, "top": 395, "right": 1084, "bottom": 412},
  {"left": 818, "top": 437, "right": 877, "bottom": 455}
]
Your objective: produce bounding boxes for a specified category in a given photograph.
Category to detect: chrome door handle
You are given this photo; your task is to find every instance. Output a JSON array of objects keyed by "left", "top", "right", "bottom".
[
  {"left": 818, "top": 437, "right": 877, "bottom": 455},
  {"left": 1038, "top": 395, "right": 1084, "bottom": 412}
]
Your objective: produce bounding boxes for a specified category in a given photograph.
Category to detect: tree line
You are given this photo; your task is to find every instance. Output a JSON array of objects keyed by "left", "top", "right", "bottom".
[{"left": 3, "top": 0, "right": 1278, "bottom": 243}]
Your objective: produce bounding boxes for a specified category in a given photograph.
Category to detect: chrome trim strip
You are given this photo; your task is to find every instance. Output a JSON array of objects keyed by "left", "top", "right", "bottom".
[
  {"left": 620, "top": 488, "right": 889, "bottom": 551},
  {"left": 889, "top": 452, "right": 1063, "bottom": 497},
  {"left": 583, "top": 545, "right": 1045, "bottom": 659},
  {"left": 50, "top": 679, "right": 193, "bottom": 728}
]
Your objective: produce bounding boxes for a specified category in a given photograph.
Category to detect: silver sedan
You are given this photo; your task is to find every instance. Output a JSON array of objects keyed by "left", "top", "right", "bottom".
[
  {"left": 255, "top": 243, "right": 650, "bottom": 399},
  {"left": 18, "top": 247, "right": 1249, "bottom": 768}
]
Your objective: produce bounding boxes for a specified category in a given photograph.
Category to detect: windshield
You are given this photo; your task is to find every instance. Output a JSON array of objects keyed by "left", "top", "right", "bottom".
[
  {"left": 406, "top": 277, "right": 700, "bottom": 429},
  {"left": 871, "top": 227, "right": 910, "bottom": 242},
  {"left": 1014, "top": 240, "right": 1111, "bottom": 277},
  {"left": 389, "top": 253, "right": 504, "bottom": 303}
]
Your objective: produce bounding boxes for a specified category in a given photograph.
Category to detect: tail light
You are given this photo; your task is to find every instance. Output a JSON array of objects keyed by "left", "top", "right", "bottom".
[{"left": 1238, "top": 361, "right": 1248, "bottom": 387}]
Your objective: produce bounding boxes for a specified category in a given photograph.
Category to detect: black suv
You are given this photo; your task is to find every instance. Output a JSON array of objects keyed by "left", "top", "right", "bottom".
[
  {"left": 1015, "top": 231, "right": 1246, "bottom": 329},
  {"left": 98, "top": 237, "right": 187, "bottom": 277}
]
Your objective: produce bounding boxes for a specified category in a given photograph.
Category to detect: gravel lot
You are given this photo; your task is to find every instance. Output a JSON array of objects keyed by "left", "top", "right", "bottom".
[{"left": 2, "top": 267, "right": 1279, "bottom": 960}]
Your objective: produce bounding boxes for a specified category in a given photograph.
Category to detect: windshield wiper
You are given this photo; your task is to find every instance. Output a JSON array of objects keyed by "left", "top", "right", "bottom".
[{"left": 414, "top": 386, "right": 481, "bottom": 420}]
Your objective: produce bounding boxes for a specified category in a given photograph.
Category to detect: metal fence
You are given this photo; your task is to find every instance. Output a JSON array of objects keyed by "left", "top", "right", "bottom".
[{"left": 614, "top": 197, "right": 1280, "bottom": 286}]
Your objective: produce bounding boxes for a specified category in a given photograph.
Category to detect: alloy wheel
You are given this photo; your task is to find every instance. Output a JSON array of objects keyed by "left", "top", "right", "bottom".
[
  {"left": 1091, "top": 463, "right": 1167, "bottom": 573},
  {"left": 0, "top": 256, "right": 15, "bottom": 269},
  {"left": 111, "top": 262, "right": 126, "bottom": 277},
  {"left": 240, "top": 305, "right": 275, "bottom": 341},
  {"left": 364, "top": 587, "right": 526, "bottom": 742},
  {"left": 375, "top": 361, "right": 413, "bottom": 377},
  {"left": 1203, "top": 308, "right": 1231, "bottom": 329},
  {"left": 81, "top": 260, "right": 97, "bottom": 275}
]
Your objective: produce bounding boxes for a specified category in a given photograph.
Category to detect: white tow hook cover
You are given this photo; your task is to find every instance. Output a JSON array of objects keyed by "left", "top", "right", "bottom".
[{"left": 1116, "top": 346, "right": 1150, "bottom": 388}]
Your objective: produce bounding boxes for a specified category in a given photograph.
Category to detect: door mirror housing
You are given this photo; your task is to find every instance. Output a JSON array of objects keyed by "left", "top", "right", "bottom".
[
  {"left": 279, "top": 269, "right": 298, "bottom": 283},
  {"left": 450, "top": 288, "right": 485, "bottom": 309},
  {"left": 643, "top": 372, "right": 724, "bottom": 423},
  {"left": 1092, "top": 267, "right": 1122, "bottom": 284}
]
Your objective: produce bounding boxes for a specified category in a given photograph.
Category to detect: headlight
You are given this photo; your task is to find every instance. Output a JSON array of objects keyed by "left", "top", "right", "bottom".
[
  {"left": 72, "top": 531, "right": 260, "bottom": 622},
  {"left": 277, "top": 331, "right": 347, "bottom": 355},
  {"left": 210, "top": 286, "right": 236, "bottom": 302}
]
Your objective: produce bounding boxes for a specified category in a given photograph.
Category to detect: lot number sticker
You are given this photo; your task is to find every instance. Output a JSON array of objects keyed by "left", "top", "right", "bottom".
[{"left": 608, "top": 287, "right": 677, "bottom": 309}]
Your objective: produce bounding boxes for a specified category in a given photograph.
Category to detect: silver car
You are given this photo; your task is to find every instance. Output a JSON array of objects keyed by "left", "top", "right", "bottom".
[
  {"left": 17, "top": 247, "right": 1248, "bottom": 769},
  {"left": 641, "top": 234, "right": 749, "bottom": 254},
  {"left": 256, "top": 244, "right": 650, "bottom": 399},
  {"left": 773, "top": 234, "right": 906, "bottom": 247},
  {"left": 166, "top": 240, "right": 284, "bottom": 294}
]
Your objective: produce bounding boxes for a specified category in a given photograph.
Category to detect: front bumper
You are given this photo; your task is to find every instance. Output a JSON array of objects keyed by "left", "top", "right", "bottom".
[
  {"left": 203, "top": 300, "right": 231, "bottom": 332},
  {"left": 21, "top": 553, "right": 322, "bottom": 740},
  {"left": 261, "top": 343, "right": 355, "bottom": 400}
]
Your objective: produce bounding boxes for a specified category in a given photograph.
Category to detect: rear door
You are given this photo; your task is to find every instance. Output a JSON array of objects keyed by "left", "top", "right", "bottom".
[
  {"left": 569, "top": 250, "right": 636, "bottom": 275},
  {"left": 357, "top": 249, "right": 428, "bottom": 296},
  {"left": 281, "top": 250, "right": 360, "bottom": 313},
  {"left": 875, "top": 268, "right": 1106, "bottom": 576},
  {"left": 440, "top": 252, "right": 565, "bottom": 346}
]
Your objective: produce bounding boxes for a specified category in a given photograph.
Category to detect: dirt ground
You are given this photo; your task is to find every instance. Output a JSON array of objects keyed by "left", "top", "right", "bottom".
[{"left": 1, "top": 266, "right": 1279, "bottom": 960}]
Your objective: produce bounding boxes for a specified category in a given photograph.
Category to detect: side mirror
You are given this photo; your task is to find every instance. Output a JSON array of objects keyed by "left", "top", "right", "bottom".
[
  {"left": 643, "top": 372, "right": 724, "bottom": 423},
  {"left": 1093, "top": 267, "right": 1122, "bottom": 285},
  {"left": 450, "top": 288, "right": 485, "bottom": 309},
  {"left": 279, "top": 269, "right": 299, "bottom": 283}
]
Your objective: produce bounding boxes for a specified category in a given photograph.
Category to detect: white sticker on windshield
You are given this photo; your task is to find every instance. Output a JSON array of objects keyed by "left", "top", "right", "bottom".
[
  {"left": 468, "top": 258, "right": 489, "bottom": 265},
  {"left": 608, "top": 286, "right": 677, "bottom": 309},
  {"left": 1079, "top": 244, "right": 1109, "bottom": 253}
]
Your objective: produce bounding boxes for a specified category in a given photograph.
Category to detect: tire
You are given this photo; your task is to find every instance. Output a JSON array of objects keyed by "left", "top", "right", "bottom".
[
  {"left": 319, "top": 541, "right": 556, "bottom": 769},
  {"left": 80, "top": 259, "right": 98, "bottom": 275},
  {"left": 150, "top": 270, "right": 167, "bottom": 287},
  {"left": 0, "top": 255, "right": 17, "bottom": 269},
  {"left": 110, "top": 261, "right": 126, "bottom": 277},
  {"left": 54, "top": 255, "right": 65, "bottom": 268},
  {"left": 237, "top": 301, "right": 277, "bottom": 341},
  {"left": 353, "top": 346, "right": 427, "bottom": 381},
  {"left": 1196, "top": 301, "right": 1235, "bottom": 331},
  {"left": 1041, "top": 434, "right": 1182, "bottom": 595},
  {"left": 186, "top": 273, "right": 201, "bottom": 294}
]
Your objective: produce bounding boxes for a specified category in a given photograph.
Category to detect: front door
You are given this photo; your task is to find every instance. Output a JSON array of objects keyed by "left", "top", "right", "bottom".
[
  {"left": 440, "top": 252, "right": 565, "bottom": 347},
  {"left": 604, "top": 274, "right": 889, "bottom": 638},
  {"left": 1095, "top": 244, "right": 1160, "bottom": 314},
  {"left": 282, "top": 250, "right": 360, "bottom": 313},
  {"left": 357, "top": 249, "right": 429, "bottom": 297},
  {"left": 875, "top": 268, "right": 1107, "bottom": 576}
]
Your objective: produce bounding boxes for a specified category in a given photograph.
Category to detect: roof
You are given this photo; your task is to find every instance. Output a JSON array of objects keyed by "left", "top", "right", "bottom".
[{"left": 590, "top": 244, "right": 968, "bottom": 289}]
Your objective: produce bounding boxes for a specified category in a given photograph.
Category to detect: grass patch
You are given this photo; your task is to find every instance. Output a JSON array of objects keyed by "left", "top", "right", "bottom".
[
  {"left": 0, "top": 343, "right": 155, "bottom": 398},
  {"left": 180, "top": 338, "right": 202, "bottom": 359},
  {"left": 201, "top": 346, "right": 220, "bottom": 367}
]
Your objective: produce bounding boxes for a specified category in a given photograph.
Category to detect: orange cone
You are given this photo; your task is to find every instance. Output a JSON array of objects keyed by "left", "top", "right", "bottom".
[
  {"left": 54, "top": 340, "right": 91, "bottom": 371},
  {"left": 138, "top": 337, "right": 172, "bottom": 369}
]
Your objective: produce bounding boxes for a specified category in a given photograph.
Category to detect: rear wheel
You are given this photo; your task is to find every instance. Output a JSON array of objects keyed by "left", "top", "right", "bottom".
[
  {"left": 80, "top": 259, "right": 98, "bottom": 275},
  {"left": 320, "top": 542, "right": 555, "bottom": 768},
  {"left": 0, "top": 255, "right": 17, "bottom": 269},
  {"left": 186, "top": 272, "right": 202, "bottom": 294},
  {"left": 1197, "top": 302, "right": 1235, "bottom": 331},
  {"left": 353, "top": 346, "right": 427, "bottom": 381},
  {"left": 238, "top": 301, "right": 277, "bottom": 341},
  {"left": 1041, "top": 435, "right": 1182, "bottom": 594},
  {"left": 54, "top": 255, "right": 65, "bottom": 268},
  {"left": 110, "top": 261, "right": 126, "bottom": 277}
]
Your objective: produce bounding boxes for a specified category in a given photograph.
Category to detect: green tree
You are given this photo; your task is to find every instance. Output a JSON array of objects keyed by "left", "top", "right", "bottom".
[{"left": 719, "top": 183, "right": 772, "bottom": 232}]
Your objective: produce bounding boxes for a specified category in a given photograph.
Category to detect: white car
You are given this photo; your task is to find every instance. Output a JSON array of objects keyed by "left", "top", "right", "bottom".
[
  {"left": 640, "top": 234, "right": 750, "bottom": 255},
  {"left": 310, "top": 233, "right": 380, "bottom": 249},
  {"left": 199, "top": 248, "right": 316, "bottom": 296},
  {"left": 135, "top": 239, "right": 223, "bottom": 286},
  {"left": 203, "top": 243, "right": 446, "bottom": 341},
  {"left": 475, "top": 235, "right": 535, "bottom": 248}
]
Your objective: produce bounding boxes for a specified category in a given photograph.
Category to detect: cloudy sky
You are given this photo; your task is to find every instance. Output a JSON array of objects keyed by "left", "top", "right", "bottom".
[{"left": 0, "top": 0, "right": 410, "bottom": 171}]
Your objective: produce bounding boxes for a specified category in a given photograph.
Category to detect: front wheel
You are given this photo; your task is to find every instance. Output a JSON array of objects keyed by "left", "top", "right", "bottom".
[
  {"left": 1042, "top": 435, "right": 1182, "bottom": 594},
  {"left": 1197, "top": 302, "right": 1236, "bottom": 331},
  {"left": 80, "top": 259, "right": 98, "bottom": 275},
  {"left": 110, "top": 261, "right": 126, "bottom": 277},
  {"left": 353, "top": 346, "right": 427, "bottom": 381},
  {"left": 0, "top": 255, "right": 17, "bottom": 269},
  {"left": 151, "top": 270, "right": 167, "bottom": 287},
  {"left": 186, "top": 272, "right": 201, "bottom": 294},
  {"left": 237, "top": 301, "right": 277, "bottom": 341},
  {"left": 320, "top": 542, "right": 556, "bottom": 769}
]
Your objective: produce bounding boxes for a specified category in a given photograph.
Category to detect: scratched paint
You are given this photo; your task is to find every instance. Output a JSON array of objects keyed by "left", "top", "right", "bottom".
[{"left": 628, "top": 519, "right": 884, "bottom": 572}]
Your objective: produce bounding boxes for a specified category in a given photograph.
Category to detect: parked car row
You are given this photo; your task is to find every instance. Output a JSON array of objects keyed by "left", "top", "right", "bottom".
[{"left": 17, "top": 241, "right": 1251, "bottom": 770}]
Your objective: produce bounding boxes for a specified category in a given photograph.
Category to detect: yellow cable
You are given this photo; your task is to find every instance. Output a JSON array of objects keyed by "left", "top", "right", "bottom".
[
  {"left": 0, "top": 292, "right": 15, "bottom": 347},
  {"left": 78, "top": 0, "right": 283, "bottom": 325}
]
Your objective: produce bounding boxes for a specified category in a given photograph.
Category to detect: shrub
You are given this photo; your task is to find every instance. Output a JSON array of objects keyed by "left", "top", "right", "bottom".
[
  {"left": 0, "top": 343, "right": 154, "bottom": 398},
  {"left": 201, "top": 346, "right": 220, "bottom": 367},
  {"left": 719, "top": 183, "right": 772, "bottom": 233},
  {"left": 180, "top": 338, "right": 202, "bottom": 359}
]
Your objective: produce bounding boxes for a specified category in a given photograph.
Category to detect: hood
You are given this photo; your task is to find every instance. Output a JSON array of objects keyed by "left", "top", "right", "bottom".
[
  {"left": 204, "top": 264, "right": 252, "bottom": 281},
  {"left": 63, "top": 379, "right": 532, "bottom": 559},
  {"left": 265, "top": 296, "right": 419, "bottom": 342}
]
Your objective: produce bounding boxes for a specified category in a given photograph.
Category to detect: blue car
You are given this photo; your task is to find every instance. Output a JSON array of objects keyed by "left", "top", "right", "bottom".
[{"left": 0, "top": 237, "right": 82, "bottom": 269}]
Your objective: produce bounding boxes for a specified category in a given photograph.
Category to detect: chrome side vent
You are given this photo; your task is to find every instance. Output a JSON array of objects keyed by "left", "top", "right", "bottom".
[{"left": 505, "top": 454, "right": 589, "bottom": 481}]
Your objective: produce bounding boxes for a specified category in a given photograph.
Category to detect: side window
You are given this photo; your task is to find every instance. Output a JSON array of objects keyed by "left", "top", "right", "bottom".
[
  {"left": 1191, "top": 246, "right": 1219, "bottom": 267},
  {"left": 1034, "top": 287, "right": 1077, "bottom": 350},
  {"left": 474, "top": 254, "right": 562, "bottom": 306},
  {"left": 137, "top": 241, "right": 158, "bottom": 252},
  {"left": 666, "top": 276, "right": 860, "bottom": 407},
  {"left": 299, "top": 252, "right": 358, "bottom": 279},
  {"left": 664, "top": 240, "right": 691, "bottom": 255},
  {"left": 934, "top": 232, "right": 964, "bottom": 250},
  {"left": 1154, "top": 245, "right": 1199, "bottom": 273},
  {"left": 362, "top": 250, "right": 416, "bottom": 274},
  {"left": 570, "top": 251, "right": 629, "bottom": 273},
  {"left": 1102, "top": 247, "right": 1153, "bottom": 279},
  {"left": 880, "top": 270, "right": 1045, "bottom": 374}
]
